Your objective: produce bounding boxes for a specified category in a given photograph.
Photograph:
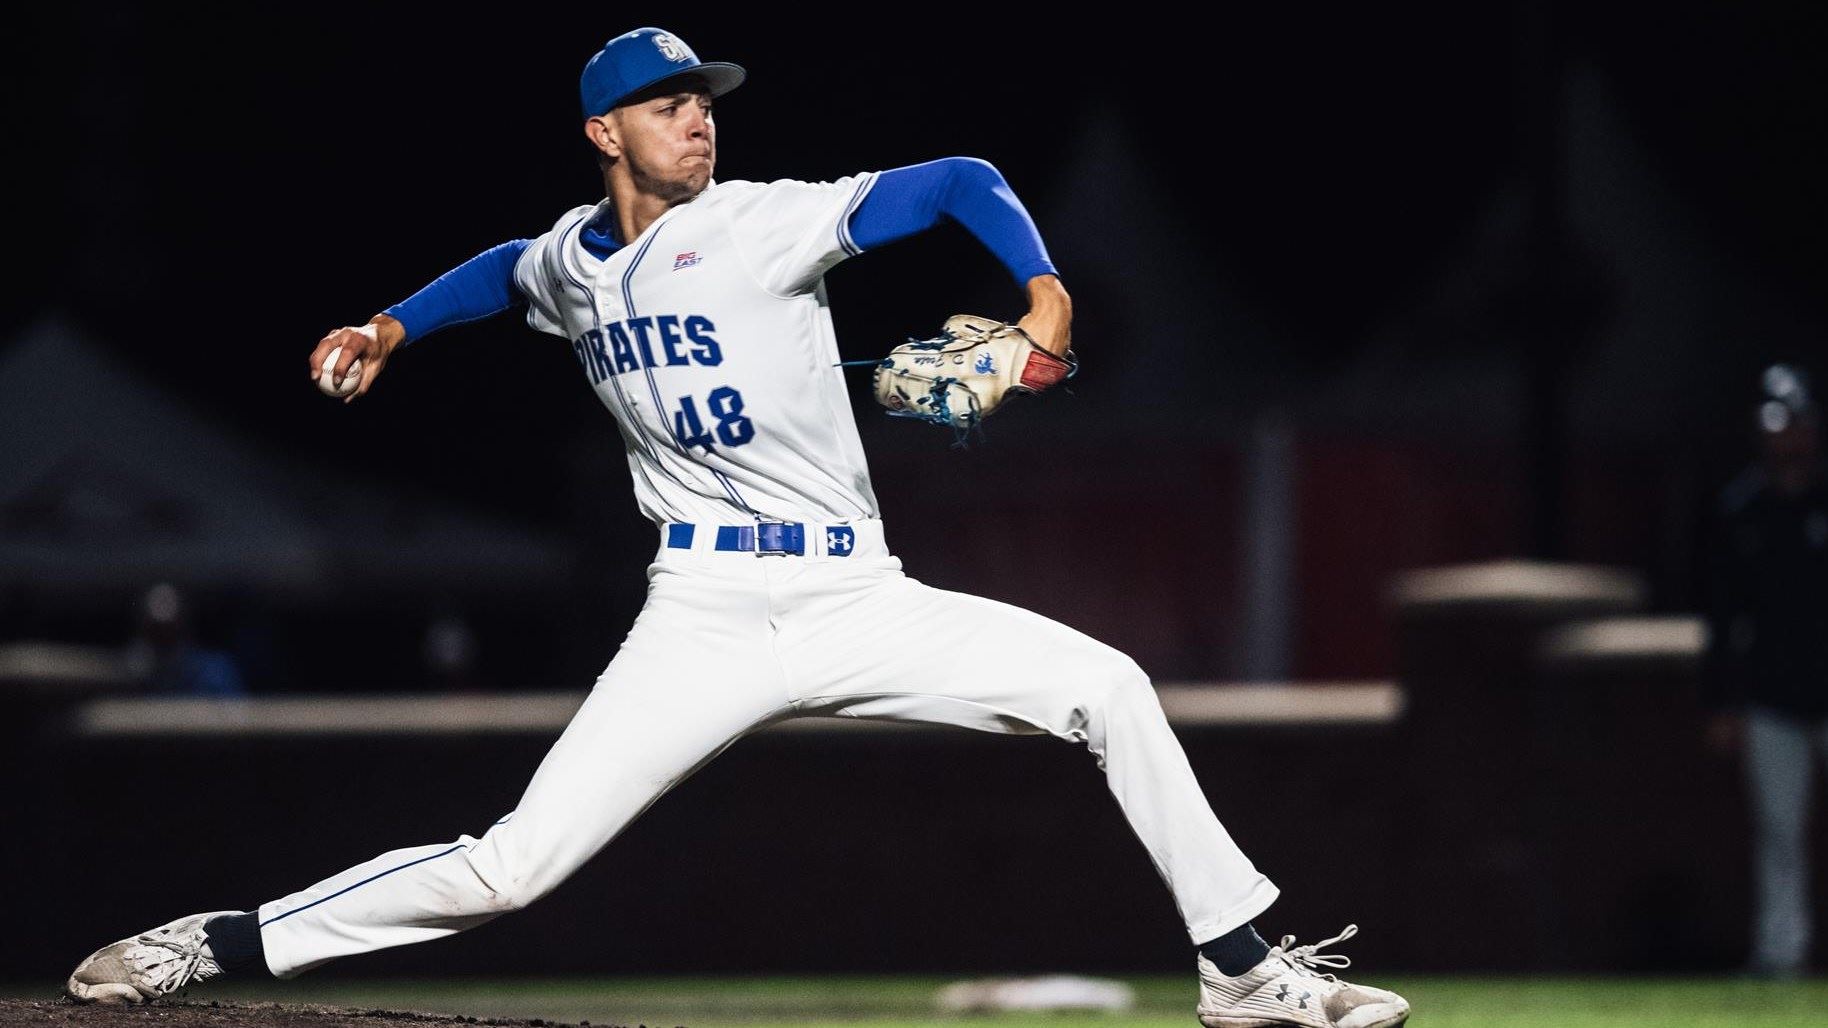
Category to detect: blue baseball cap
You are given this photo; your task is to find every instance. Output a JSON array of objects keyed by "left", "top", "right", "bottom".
[{"left": 580, "top": 27, "right": 746, "bottom": 119}]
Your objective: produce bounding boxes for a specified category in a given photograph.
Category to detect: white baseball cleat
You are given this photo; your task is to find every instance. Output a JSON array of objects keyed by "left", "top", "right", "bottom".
[
  {"left": 1196, "top": 924, "right": 1409, "bottom": 1028},
  {"left": 65, "top": 910, "right": 241, "bottom": 1004}
]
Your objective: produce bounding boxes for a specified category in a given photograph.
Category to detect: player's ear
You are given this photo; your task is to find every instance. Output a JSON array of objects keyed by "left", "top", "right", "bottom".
[{"left": 583, "top": 115, "right": 622, "bottom": 160}]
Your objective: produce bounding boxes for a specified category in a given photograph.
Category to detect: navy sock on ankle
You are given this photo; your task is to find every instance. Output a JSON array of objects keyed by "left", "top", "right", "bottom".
[
  {"left": 1198, "top": 922, "right": 1271, "bottom": 976},
  {"left": 203, "top": 912, "right": 270, "bottom": 976}
]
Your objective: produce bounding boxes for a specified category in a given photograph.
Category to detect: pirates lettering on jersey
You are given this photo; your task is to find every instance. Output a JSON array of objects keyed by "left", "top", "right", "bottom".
[{"left": 570, "top": 315, "right": 723, "bottom": 385}]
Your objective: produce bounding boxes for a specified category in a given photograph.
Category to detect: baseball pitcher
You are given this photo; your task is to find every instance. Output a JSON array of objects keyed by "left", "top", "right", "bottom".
[{"left": 67, "top": 27, "right": 1409, "bottom": 1028}]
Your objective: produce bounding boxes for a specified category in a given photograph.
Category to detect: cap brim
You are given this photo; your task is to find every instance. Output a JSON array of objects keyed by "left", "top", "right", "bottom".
[
  {"left": 692, "top": 62, "right": 747, "bottom": 98},
  {"left": 631, "top": 62, "right": 747, "bottom": 104}
]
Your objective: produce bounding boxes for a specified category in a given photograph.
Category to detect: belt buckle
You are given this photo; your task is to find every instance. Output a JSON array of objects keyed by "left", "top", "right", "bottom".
[{"left": 752, "top": 519, "right": 804, "bottom": 556}]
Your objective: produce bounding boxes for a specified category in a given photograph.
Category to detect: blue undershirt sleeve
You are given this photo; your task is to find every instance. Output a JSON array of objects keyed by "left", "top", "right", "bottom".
[
  {"left": 382, "top": 239, "right": 533, "bottom": 346},
  {"left": 846, "top": 157, "right": 1057, "bottom": 285}
]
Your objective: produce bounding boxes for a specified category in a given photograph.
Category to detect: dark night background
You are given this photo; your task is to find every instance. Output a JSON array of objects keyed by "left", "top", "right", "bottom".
[{"left": 6, "top": 0, "right": 1828, "bottom": 981}]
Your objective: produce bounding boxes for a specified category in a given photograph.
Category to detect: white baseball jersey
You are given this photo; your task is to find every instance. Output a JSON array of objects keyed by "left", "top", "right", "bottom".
[{"left": 512, "top": 173, "right": 882, "bottom": 526}]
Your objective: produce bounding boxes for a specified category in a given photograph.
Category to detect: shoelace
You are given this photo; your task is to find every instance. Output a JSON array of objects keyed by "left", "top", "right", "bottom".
[
  {"left": 1273, "top": 923, "right": 1359, "bottom": 983},
  {"left": 128, "top": 930, "right": 220, "bottom": 994}
]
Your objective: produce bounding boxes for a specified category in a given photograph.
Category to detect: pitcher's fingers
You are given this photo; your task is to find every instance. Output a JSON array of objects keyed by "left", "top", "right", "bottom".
[
  {"left": 332, "top": 343, "right": 361, "bottom": 386},
  {"left": 351, "top": 358, "right": 381, "bottom": 399},
  {"left": 309, "top": 335, "right": 341, "bottom": 380}
]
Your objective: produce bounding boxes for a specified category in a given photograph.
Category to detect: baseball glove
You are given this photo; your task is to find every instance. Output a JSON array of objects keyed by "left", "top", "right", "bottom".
[{"left": 868, "top": 314, "right": 1076, "bottom": 436}]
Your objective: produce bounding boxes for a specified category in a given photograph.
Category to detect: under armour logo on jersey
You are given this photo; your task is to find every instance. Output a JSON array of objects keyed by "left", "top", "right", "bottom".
[
  {"left": 974, "top": 351, "right": 995, "bottom": 374},
  {"left": 1275, "top": 985, "right": 1312, "bottom": 1009},
  {"left": 673, "top": 251, "right": 702, "bottom": 270},
  {"left": 652, "top": 33, "right": 688, "bottom": 61},
  {"left": 826, "top": 526, "right": 855, "bottom": 555}
]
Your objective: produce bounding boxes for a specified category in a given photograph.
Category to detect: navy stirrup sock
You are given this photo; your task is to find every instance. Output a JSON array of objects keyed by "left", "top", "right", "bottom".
[
  {"left": 1199, "top": 922, "right": 1271, "bottom": 976},
  {"left": 203, "top": 912, "right": 270, "bottom": 976}
]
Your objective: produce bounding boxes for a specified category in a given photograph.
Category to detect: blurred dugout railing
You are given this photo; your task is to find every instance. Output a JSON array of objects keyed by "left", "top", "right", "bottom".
[{"left": 67, "top": 681, "right": 1405, "bottom": 737}]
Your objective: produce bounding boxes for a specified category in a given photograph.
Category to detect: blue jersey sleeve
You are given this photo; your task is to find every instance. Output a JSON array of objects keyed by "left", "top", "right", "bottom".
[
  {"left": 383, "top": 239, "right": 533, "bottom": 346},
  {"left": 846, "top": 157, "right": 1057, "bottom": 285}
]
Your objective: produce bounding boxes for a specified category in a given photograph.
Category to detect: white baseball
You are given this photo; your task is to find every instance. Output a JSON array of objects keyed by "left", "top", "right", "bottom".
[{"left": 317, "top": 328, "right": 372, "bottom": 397}]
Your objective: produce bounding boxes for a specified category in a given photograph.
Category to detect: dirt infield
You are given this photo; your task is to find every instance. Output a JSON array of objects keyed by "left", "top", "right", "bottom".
[{"left": 0, "top": 1000, "right": 663, "bottom": 1028}]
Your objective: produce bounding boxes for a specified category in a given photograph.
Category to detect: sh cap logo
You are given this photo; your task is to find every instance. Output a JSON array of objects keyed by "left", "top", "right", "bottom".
[{"left": 652, "top": 33, "right": 689, "bottom": 62}]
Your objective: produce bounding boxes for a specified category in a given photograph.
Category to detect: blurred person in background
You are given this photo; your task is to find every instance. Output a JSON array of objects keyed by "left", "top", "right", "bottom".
[
  {"left": 124, "top": 582, "right": 246, "bottom": 697},
  {"left": 1704, "top": 363, "right": 1828, "bottom": 978}
]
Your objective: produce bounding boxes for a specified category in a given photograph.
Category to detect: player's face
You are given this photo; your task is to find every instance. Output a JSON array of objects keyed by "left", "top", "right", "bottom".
[{"left": 613, "top": 88, "right": 717, "bottom": 201}]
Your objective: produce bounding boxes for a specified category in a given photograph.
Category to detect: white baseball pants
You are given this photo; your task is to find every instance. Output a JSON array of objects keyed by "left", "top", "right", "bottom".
[
  {"left": 257, "top": 520, "right": 1278, "bottom": 976},
  {"left": 1745, "top": 704, "right": 1828, "bottom": 975}
]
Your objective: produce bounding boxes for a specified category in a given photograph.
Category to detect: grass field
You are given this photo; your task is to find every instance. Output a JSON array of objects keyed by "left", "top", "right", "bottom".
[{"left": 8, "top": 975, "right": 1827, "bottom": 1027}]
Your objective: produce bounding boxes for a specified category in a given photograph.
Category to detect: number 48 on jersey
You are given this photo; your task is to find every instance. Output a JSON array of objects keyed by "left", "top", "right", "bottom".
[{"left": 672, "top": 386, "right": 755, "bottom": 452}]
